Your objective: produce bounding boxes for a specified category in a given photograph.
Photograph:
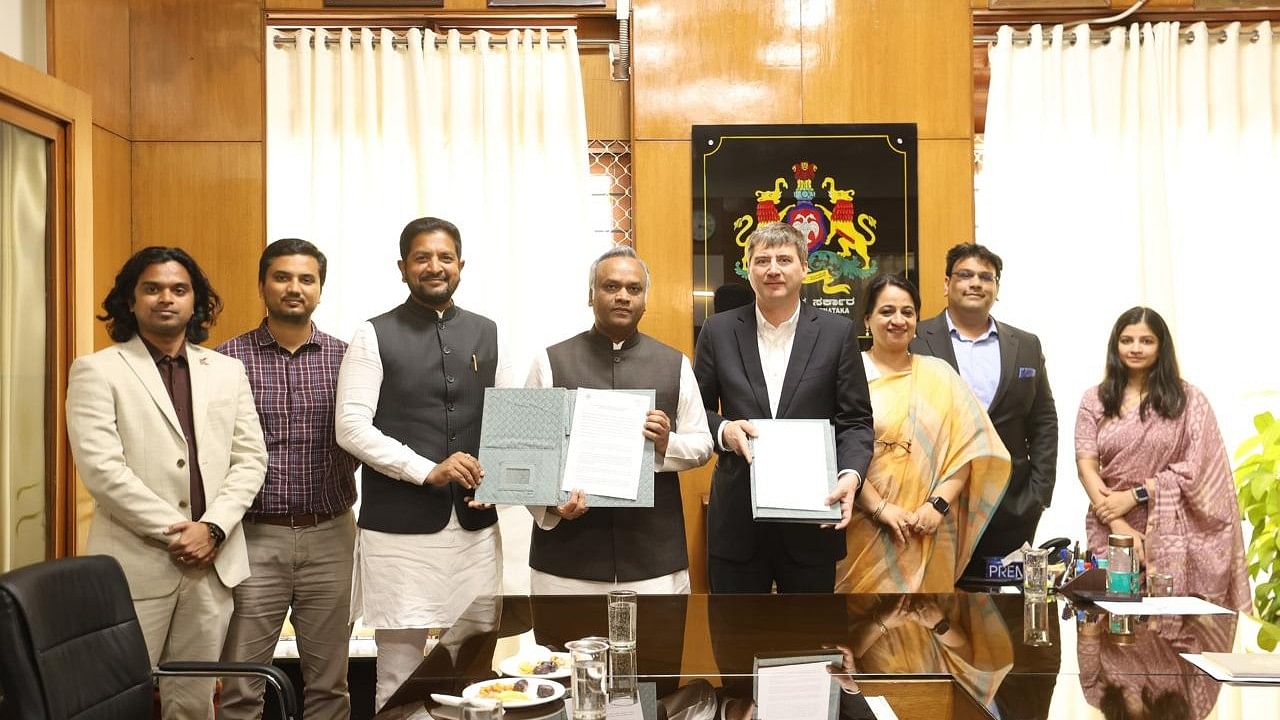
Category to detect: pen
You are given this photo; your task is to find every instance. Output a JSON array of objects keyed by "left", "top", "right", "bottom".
[{"left": 472, "top": 354, "right": 478, "bottom": 372}]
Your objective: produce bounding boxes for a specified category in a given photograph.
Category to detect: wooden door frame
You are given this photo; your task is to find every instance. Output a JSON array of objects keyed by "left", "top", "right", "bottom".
[{"left": 0, "top": 51, "right": 95, "bottom": 560}]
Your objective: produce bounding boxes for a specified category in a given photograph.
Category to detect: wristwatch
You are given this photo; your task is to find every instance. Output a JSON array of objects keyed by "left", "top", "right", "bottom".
[
  {"left": 1132, "top": 486, "right": 1150, "bottom": 505},
  {"left": 206, "top": 522, "right": 226, "bottom": 547},
  {"left": 928, "top": 496, "right": 950, "bottom": 516},
  {"left": 931, "top": 618, "right": 951, "bottom": 635}
]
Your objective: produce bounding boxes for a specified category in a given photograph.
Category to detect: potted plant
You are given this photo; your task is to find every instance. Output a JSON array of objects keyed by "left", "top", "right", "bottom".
[{"left": 1234, "top": 411, "right": 1280, "bottom": 650}]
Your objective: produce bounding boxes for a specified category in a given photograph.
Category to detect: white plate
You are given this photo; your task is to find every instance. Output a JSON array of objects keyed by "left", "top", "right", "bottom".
[
  {"left": 497, "top": 652, "right": 573, "bottom": 679},
  {"left": 461, "top": 677, "right": 566, "bottom": 709}
]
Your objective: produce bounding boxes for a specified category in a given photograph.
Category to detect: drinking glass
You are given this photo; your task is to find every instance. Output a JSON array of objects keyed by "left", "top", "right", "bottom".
[
  {"left": 1147, "top": 572, "right": 1175, "bottom": 597},
  {"left": 607, "top": 590, "right": 637, "bottom": 650},
  {"left": 1023, "top": 597, "right": 1051, "bottom": 647},
  {"left": 608, "top": 648, "right": 638, "bottom": 706},
  {"left": 566, "top": 638, "right": 609, "bottom": 720},
  {"left": 1022, "top": 548, "right": 1049, "bottom": 601}
]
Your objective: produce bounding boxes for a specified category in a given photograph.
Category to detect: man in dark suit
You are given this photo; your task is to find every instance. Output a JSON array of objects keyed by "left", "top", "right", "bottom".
[
  {"left": 694, "top": 222, "right": 874, "bottom": 593},
  {"left": 910, "top": 243, "right": 1058, "bottom": 579}
]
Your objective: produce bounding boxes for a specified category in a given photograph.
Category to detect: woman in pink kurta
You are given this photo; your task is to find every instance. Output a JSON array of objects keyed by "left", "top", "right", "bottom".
[{"left": 1075, "top": 307, "right": 1249, "bottom": 612}]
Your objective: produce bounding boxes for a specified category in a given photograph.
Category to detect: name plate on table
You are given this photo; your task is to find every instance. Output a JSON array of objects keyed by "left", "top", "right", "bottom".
[
  {"left": 475, "top": 387, "right": 656, "bottom": 508},
  {"left": 748, "top": 419, "right": 840, "bottom": 524}
]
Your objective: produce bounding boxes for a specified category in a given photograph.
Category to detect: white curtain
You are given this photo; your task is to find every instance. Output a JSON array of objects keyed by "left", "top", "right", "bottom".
[
  {"left": 266, "top": 27, "right": 605, "bottom": 594},
  {"left": 979, "top": 22, "right": 1280, "bottom": 548}
]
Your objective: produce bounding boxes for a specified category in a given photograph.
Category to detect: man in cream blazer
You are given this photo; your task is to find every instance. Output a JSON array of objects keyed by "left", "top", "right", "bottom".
[{"left": 66, "top": 246, "right": 266, "bottom": 720}]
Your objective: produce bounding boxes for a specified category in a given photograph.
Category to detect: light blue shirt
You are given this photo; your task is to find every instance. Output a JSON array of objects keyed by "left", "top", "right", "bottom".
[{"left": 946, "top": 310, "right": 1001, "bottom": 409}]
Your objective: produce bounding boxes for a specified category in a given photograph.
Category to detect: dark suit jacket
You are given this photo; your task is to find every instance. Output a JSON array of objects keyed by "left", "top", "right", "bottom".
[
  {"left": 911, "top": 313, "right": 1058, "bottom": 523},
  {"left": 694, "top": 303, "right": 874, "bottom": 564}
]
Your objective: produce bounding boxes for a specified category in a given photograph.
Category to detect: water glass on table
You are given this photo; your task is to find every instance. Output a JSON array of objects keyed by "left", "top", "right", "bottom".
[
  {"left": 566, "top": 638, "right": 609, "bottom": 720},
  {"left": 608, "top": 590, "right": 638, "bottom": 650},
  {"left": 1022, "top": 548, "right": 1050, "bottom": 601},
  {"left": 1147, "top": 572, "right": 1175, "bottom": 597}
]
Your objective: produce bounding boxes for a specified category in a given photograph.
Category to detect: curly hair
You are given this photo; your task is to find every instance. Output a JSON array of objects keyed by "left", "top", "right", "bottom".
[{"left": 98, "top": 246, "right": 223, "bottom": 344}]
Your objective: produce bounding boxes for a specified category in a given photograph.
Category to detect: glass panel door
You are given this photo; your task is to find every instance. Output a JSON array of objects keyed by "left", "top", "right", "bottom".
[{"left": 0, "top": 118, "right": 52, "bottom": 571}]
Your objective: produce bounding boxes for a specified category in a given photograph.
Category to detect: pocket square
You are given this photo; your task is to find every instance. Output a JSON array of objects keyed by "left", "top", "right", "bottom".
[{"left": 1018, "top": 367, "right": 1036, "bottom": 379}]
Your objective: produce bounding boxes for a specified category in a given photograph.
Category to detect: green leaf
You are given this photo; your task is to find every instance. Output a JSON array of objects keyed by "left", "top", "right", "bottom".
[
  {"left": 1249, "top": 504, "right": 1267, "bottom": 526},
  {"left": 1254, "top": 412, "right": 1276, "bottom": 435},
  {"left": 1258, "top": 622, "right": 1280, "bottom": 652},
  {"left": 1252, "top": 474, "right": 1276, "bottom": 502}
]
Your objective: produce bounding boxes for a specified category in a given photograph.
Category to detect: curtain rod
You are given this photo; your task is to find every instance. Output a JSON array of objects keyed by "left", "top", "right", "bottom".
[
  {"left": 271, "top": 29, "right": 613, "bottom": 50},
  {"left": 973, "top": 25, "right": 1268, "bottom": 47}
]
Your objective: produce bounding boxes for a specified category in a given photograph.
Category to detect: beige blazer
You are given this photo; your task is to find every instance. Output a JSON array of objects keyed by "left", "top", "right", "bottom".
[{"left": 66, "top": 335, "right": 267, "bottom": 599}]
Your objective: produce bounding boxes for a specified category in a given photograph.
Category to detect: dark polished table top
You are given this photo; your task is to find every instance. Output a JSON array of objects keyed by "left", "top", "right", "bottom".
[{"left": 374, "top": 592, "right": 1280, "bottom": 720}]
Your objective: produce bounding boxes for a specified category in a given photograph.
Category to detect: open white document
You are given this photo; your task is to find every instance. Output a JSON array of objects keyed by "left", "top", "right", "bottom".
[
  {"left": 561, "top": 388, "right": 650, "bottom": 500},
  {"left": 1096, "top": 597, "right": 1234, "bottom": 616},
  {"left": 756, "top": 661, "right": 835, "bottom": 720},
  {"left": 752, "top": 420, "right": 833, "bottom": 511}
]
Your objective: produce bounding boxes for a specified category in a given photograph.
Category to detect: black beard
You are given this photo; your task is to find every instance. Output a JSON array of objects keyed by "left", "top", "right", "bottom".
[{"left": 409, "top": 281, "right": 456, "bottom": 309}]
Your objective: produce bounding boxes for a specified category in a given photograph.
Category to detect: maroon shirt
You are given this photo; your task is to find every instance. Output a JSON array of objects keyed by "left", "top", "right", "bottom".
[
  {"left": 217, "top": 321, "right": 357, "bottom": 515},
  {"left": 140, "top": 338, "right": 205, "bottom": 520}
]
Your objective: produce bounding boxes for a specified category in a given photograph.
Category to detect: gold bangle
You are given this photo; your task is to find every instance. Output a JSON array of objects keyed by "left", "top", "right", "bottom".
[{"left": 870, "top": 499, "right": 887, "bottom": 521}]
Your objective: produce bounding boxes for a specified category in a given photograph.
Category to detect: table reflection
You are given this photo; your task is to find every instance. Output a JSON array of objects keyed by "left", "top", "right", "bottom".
[
  {"left": 373, "top": 592, "right": 1275, "bottom": 720},
  {"left": 1077, "top": 613, "right": 1236, "bottom": 719}
]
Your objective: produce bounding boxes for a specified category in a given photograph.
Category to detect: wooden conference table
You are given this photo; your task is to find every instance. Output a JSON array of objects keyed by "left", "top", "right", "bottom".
[{"left": 372, "top": 592, "right": 1280, "bottom": 720}]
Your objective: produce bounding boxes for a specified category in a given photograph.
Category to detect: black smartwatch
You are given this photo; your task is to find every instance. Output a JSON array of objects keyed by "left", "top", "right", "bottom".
[
  {"left": 1132, "top": 486, "right": 1150, "bottom": 505},
  {"left": 928, "top": 496, "right": 950, "bottom": 516},
  {"left": 931, "top": 618, "right": 951, "bottom": 635}
]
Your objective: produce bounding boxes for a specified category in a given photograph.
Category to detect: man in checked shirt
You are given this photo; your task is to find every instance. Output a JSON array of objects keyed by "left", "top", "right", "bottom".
[{"left": 217, "top": 238, "right": 360, "bottom": 720}]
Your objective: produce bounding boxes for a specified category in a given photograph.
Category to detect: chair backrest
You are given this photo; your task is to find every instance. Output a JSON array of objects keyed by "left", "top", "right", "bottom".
[{"left": 0, "top": 555, "right": 155, "bottom": 720}]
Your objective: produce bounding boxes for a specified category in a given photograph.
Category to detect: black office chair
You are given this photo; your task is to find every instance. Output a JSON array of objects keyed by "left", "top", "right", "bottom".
[{"left": 0, "top": 555, "right": 299, "bottom": 720}]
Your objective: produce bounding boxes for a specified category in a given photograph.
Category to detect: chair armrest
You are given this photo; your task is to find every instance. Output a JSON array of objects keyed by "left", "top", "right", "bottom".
[{"left": 155, "top": 661, "right": 298, "bottom": 720}]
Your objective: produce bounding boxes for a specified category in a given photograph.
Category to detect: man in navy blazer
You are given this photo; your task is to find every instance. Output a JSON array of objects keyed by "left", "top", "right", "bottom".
[
  {"left": 910, "top": 243, "right": 1058, "bottom": 579},
  {"left": 694, "top": 223, "right": 874, "bottom": 593}
]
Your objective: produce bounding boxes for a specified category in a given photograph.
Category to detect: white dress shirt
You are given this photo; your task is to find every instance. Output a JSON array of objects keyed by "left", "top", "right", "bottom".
[{"left": 715, "top": 303, "right": 800, "bottom": 450}]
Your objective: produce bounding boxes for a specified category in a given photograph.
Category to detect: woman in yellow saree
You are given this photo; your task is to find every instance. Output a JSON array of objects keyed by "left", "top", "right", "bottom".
[{"left": 836, "top": 276, "right": 1011, "bottom": 593}]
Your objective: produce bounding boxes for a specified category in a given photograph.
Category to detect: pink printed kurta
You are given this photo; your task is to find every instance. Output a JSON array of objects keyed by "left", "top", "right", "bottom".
[{"left": 1075, "top": 383, "right": 1250, "bottom": 612}]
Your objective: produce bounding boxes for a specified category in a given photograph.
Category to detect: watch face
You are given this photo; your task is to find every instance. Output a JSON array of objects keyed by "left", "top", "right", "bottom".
[{"left": 931, "top": 496, "right": 950, "bottom": 514}]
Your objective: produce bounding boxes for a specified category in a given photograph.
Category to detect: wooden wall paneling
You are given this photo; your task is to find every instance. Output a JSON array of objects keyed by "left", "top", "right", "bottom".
[
  {"left": 132, "top": 141, "right": 265, "bottom": 346},
  {"left": 262, "top": 0, "right": 618, "bottom": 11},
  {"left": 632, "top": 139, "right": 712, "bottom": 590},
  {"left": 48, "top": 0, "right": 132, "bottom": 139},
  {"left": 916, "top": 138, "right": 974, "bottom": 319},
  {"left": 802, "top": 0, "right": 971, "bottom": 140},
  {"left": 91, "top": 126, "right": 132, "bottom": 351},
  {"left": 631, "top": 0, "right": 803, "bottom": 140},
  {"left": 130, "top": 0, "right": 264, "bottom": 142},
  {"left": 581, "top": 51, "right": 629, "bottom": 140},
  {"left": 972, "top": 1, "right": 1196, "bottom": 7}
]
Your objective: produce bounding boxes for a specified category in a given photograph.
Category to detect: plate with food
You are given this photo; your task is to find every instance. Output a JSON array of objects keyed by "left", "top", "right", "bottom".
[
  {"left": 461, "top": 677, "right": 566, "bottom": 708},
  {"left": 498, "top": 651, "right": 573, "bottom": 679}
]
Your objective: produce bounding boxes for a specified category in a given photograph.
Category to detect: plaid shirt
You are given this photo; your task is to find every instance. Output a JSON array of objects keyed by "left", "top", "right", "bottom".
[{"left": 217, "top": 320, "right": 358, "bottom": 515}]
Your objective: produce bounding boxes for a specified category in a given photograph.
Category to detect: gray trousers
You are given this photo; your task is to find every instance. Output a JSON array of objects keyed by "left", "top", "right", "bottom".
[{"left": 219, "top": 512, "right": 357, "bottom": 720}]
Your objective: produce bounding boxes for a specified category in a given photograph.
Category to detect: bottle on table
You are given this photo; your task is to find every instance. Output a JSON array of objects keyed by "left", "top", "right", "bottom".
[{"left": 1106, "top": 533, "right": 1138, "bottom": 596}]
